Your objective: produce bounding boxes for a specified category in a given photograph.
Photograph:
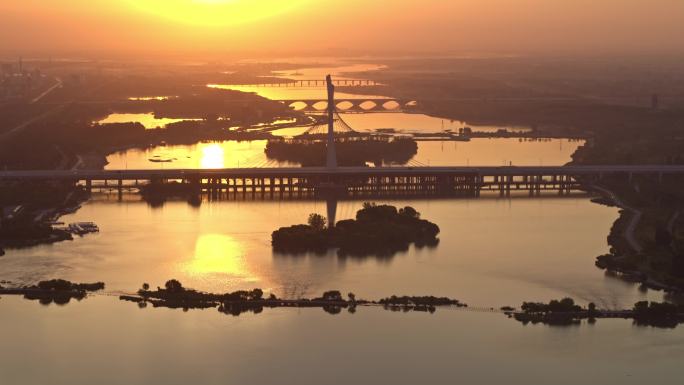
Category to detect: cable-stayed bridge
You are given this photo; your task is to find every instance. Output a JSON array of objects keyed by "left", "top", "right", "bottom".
[{"left": 2, "top": 76, "right": 679, "bottom": 199}]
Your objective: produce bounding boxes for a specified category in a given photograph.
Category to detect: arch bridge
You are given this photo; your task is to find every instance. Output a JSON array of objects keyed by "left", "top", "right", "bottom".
[{"left": 280, "top": 98, "right": 416, "bottom": 113}]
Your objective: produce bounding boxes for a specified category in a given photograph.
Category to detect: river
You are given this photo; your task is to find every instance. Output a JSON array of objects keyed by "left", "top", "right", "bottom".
[
  {"left": 1, "top": 294, "right": 683, "bottom": 385},
  {"left": 2, "top": 59, "right": 682, "bottom": 385}
]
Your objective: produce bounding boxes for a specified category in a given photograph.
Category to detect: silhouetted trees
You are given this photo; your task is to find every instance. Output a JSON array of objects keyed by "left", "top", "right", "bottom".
[
  {"left": 0, "top": 279, "right": 105, "bottom": 306},
  {"left": 272, "top": 203, "right": 440, "bottom": 256},
  {"left": 632, "top": 301, "right": 682, "bottom": 328},
  {"left": 307, "top": 213, "right": 327, "bottom": 231},
  {"left": 120, "top": 280, "right": 467, "bottom": 316},
  {"left": 165, "top": 279, "right": 184, "bottom": 293}
]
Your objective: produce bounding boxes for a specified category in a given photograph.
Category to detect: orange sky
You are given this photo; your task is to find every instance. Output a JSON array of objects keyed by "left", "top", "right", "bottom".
[{"left": 1, "top": 0, "right": 683, "bottom": 57}]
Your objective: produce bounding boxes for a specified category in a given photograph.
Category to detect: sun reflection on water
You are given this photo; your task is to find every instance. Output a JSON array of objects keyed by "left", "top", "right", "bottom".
[
  {"left": 184, "top": 234, "right": 257, "bottom": 283},
  {"left": 200, "top": 143, "right": 225, "bottom": 169}
]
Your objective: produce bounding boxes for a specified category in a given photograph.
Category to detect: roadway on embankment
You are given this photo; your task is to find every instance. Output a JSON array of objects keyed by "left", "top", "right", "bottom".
[{"left": 591, "top": 184, "right": 643, "bottom": 254}]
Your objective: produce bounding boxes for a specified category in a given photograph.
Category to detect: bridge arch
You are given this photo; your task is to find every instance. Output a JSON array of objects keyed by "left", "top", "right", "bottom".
[
  {"left": 359, "top": 101, "right": 378, "bottom": 111},
  {"left": 335, "top": 101, "right": 356, "bottom": 111},
  {"left": 288, "top": 101, "right": 308, "bottom": 111},
  {"left": 312, "top": 101, "right": 328, "bottom": 111},
  {"left": 381, "top": 100, "right": 401, "bottom": 110}
]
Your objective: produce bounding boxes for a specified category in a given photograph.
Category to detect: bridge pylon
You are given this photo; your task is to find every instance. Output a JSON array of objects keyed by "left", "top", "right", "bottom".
[{"left": 326, "top": 75, "right": 337, "bottom": 169}]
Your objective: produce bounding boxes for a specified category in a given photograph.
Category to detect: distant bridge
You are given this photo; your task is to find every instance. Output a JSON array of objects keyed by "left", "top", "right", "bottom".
[
  {"left": 279, "top": 98, "right": 416, "bottom": 113},
  {"left": 230, "top": 79, "right": 378, "bottom": 88},
  {"left": 2, "top": 166, "right": 682, "bottom": 197}
]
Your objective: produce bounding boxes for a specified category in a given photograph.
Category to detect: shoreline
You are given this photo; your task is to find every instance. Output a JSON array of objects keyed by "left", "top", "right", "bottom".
[
  {"left": 2, "top": 279, "right": 682, "bottom": 328},
  {"left": 590, "top": 184, "right": 684, "bottom": 294}
]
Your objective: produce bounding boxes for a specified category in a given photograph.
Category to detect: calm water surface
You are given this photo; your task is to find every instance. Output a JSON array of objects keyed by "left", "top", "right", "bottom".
[
  {"left": 105, "top": 136, "right": 581, "bottom": 169},
  {"left": 2, "top": 60, "right": 681, "bottom": 384},
  {"left": 0, "top": 295, "right": 682, "bottom": 385},
  {"left": 2, "top": 195, "right": 679, "bottom": 384},
  {"left": 104, "top": 110, "right": 579, "bottom": 169},
  {"left": 0, "top": 196, "right": 659, "bottom": 307}
]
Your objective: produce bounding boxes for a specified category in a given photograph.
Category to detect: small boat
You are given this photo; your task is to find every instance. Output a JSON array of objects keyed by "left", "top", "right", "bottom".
[
  {"left": 148, "top": 158, "right": 175, "bottom": 163},
  {"left": 68, "top": 222, "right": 99, "bottom": 236}
]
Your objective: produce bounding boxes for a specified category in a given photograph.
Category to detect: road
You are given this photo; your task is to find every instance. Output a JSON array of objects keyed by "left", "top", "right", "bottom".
[
  {"left": 0, "top": 103, "right": 68, "bottom": 142},
  {"left": 592, "top": 184, "right": 643, "bottom": 254},
  {"left": 2, "top": 165, "right": 684, "bottom": 181},
  {"left": 30, "top": 77, "right": 62, "bottom": 104}
]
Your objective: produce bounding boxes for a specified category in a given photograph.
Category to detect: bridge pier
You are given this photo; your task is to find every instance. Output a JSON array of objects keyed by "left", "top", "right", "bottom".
[{"left": 9, "top": 165, "right": 678, "bottom": 200}]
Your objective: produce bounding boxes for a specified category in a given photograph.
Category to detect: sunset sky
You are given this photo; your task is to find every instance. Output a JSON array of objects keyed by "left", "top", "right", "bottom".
[{"left": 2, "top": 0, "right": 683, "bottom": 57}]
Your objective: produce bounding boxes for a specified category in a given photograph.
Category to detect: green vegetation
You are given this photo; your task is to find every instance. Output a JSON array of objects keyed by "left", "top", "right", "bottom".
[
  {"left": 379, "top": 295, "right": 466, "bottom": 313},
  {"left": 511, "top": 297, "right": 684, "bottom": 328},
  {"left": 0, "top": 182, "right": 86, "bottom": 248},
  {"left": 119, "top": 279, "right": 464, "bottom": 316},
  {"left": 271, "top": 203, "right": 440, "bottom": 256},
  {"left": 514, "top": 298, "right": 588, "bottom": 326},
  {"left": 590, "top": 176, "right": 684, "bottom": 290},
  {"left": 0, "top": 279, "right": 105, "bottom": 306},
  {"left": 632, "top": 301, "right": 684, "bottom": 328}
]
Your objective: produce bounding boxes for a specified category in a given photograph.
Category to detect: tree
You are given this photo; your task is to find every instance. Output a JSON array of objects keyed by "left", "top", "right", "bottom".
[
  {"left": 142, "top": 283, "right": 150, "bottom": 291},
  {"left": 322, "top": 290, "right": 343, "bottom": 301},
  {"left": 307, "top": 213, "right": 327, "bottom": 231},
  {"left": 362, "top": 202, "right": 376, "bottom": 209},
  {"left": 348, "top": 292, "right": 356, "bottom": 303},
  {"left": 588, "top": 302, "right": 597, "bottom": 316},
  {"left": 250, "top": 288, "right": 264, "bottom": 301},
  {"left": 399, "top": 206, "right": 420, "bottom": 219},
  {"left": 165, "top": 279, "right": 184, "bottom": 293}
]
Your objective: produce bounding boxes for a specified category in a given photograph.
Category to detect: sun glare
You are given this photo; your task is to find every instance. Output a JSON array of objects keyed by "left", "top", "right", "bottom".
[
  {"left": 126, "top": 0, "right": 311, "bottom": 26},
  {"left": 200, "top": 143, "right": 225, "bottom": 169},
  {"left": 185, "top": 234, "right": 253, "bottom": 279}
]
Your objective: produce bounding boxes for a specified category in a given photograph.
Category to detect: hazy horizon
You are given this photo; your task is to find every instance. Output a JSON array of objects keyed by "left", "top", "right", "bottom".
[{"left": 2, "top": 0, "right": 684, "bottom": 59}]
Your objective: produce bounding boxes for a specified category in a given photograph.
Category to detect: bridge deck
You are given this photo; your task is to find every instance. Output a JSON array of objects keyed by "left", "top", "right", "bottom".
[{"left": 1, "top": 165, "right": 683, "bottom": 180}]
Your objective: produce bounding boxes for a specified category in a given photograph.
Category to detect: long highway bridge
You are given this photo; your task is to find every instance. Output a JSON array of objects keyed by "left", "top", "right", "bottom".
[
  {"left": 231, "top": 79, "right": 379, "bottom": 88},
  {"left": 1, "top": 165, "right": 682, "bottom": 198}
]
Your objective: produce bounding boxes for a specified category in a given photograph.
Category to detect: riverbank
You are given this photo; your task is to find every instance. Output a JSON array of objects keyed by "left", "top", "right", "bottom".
[
  {"left": 0, "top": 184, "right": 91, "bottom": 251},
  {"left": 3, "top": 278, "right": 682, "bottom": 328},
  {"left": 587, "top": 180, "right": 684, "bottom": 293}
]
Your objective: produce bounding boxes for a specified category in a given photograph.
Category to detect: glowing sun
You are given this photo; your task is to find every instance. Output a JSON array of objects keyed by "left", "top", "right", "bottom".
[{"left": 126, "top": 0, "right": 310, "bottom": 26}]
